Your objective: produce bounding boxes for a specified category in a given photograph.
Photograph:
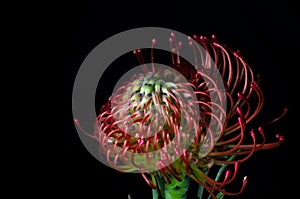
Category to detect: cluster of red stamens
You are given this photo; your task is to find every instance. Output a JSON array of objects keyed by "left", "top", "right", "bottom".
[{"left": 75, "top": 33, "right": 286, "bottom": 198}]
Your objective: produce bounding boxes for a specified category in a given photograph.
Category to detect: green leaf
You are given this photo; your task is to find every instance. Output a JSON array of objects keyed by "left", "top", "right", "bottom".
[{"left": 216, "top": 192, "right": 225, "bottom": 199}]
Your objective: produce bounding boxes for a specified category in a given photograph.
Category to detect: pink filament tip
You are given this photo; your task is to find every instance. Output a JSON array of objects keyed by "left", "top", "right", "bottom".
[
  {"left": 211, "top": 34, "right": 217, "bottom": 41},
  {"left": 169, "top": 38, "right": 173, "bottom": 43},
  {"left": 189, "top": 41, "right": 193, "bottom": 46},
  {"left": 74, "top": 118, "right": 79, "bottom": 123},
  {"left": 238, "top": 117, "right": 243, "bottom": 123},
  {"left": 258, "top": 127, "right": 265, "bottom": 134},
  {"left": 193, "top": 34, "right": 198, "bottom": 39},
  {"left": 234, "top": 161, "right": 239, "bottom": 169},
  {"left": 152, "top": 39, "right": 157, "bottom": 45},
  {"left": 250, "top": 129, "right": 255, "bottom": 137},
  {"left": 276, "top": 134, "right": 284, "bottom": 141},
  {"left": 225, "top": 170, "right": 231, "bottom": 178},
  {"left": 171, "top": 32, "right": 175, "bottom": 37},
  {"left": 243, "top": 176, "right": 248, "bottom": 184}
]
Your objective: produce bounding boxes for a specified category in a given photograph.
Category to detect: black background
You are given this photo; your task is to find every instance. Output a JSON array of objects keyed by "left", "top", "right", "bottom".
[{"left": 64, "top": 1, "right": 293, "bottom": 198}]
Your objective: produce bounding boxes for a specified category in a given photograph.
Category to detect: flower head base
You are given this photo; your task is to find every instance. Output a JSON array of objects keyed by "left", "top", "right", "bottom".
[{"left": 76, "top": 33, "right": 286, "bottom": 198}]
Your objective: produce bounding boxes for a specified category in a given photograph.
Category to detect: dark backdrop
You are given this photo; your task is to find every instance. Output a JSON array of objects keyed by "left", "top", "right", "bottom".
[{"left": 63, "top": 1, "right": 292, "bottom": 198}]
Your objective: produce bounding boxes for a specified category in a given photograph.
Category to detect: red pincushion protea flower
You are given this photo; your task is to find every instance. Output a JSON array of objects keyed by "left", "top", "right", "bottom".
[{"left": 77, "top": 34, "right": 286, "bottom": 199}]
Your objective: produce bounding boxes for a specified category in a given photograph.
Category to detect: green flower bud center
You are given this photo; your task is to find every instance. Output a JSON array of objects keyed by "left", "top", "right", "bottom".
[{"left": 128, "top": 73, "right": 179, "bottom": 127}]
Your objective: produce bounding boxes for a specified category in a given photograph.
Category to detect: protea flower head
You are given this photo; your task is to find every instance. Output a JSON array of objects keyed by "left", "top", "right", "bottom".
[{"left": 75, "top": 33, "right": 286, "bottom": 199}]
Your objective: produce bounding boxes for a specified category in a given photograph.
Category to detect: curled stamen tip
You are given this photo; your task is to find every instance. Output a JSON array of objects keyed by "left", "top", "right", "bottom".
[
  {"left": 234, "top": 161, "right": 239, "bottom": 168},
  {"left": 189, "top": 41, "right": 193, "bottom": 46},
  {"left": 238, "top": 117, "right": 243, "bottom": 123},
  {"left": 74, "top": 118, "right": 79, "bottom": 123},
  {"left": 188, "top": 36, "right": 192, "bottom": 40},
  {"left": 178, "top": 41, "right": 182, "bottom": 46},
  {"left": 171, "top": 32, "right": 175, "bottom": 37},
  {"left": 276, "top": 134, "right": 284, "bottom": 141},
  {"left": 225, "top": 170, "right": 231, "bottom": 177},
  {"left": 169, "top": 38, "right": 173, "bottom": 42},
  {"left": 152, "top": 39, "right": 157, "bottom": 45},
  {"left": 211, "top": 34, "right": 217, "bottom": 42},
  {"left": 250, "top": 129, "right": 255, "bottom": 137},
  {"left": 258, "top": 126, "right": 264, "bottom": 133},
  {"left": 243, "top": 176, "right": 248, "bottom": 184},
  {"left": 233, "top": 51, "right": 240, "bottom": 58},
  {"left": 193, "top": 34, "right": 198, "bottom": 39}
]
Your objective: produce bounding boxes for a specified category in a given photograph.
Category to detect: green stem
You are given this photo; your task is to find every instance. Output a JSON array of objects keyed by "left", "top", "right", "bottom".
[{"left": 152, "top": 172, "right": 189, "bottom": 199}]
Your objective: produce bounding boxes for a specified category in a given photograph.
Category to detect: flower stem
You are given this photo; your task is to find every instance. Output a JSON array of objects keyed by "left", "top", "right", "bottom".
[{"left": 152, "top": 172, "right": 189, "bottom": 199}]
